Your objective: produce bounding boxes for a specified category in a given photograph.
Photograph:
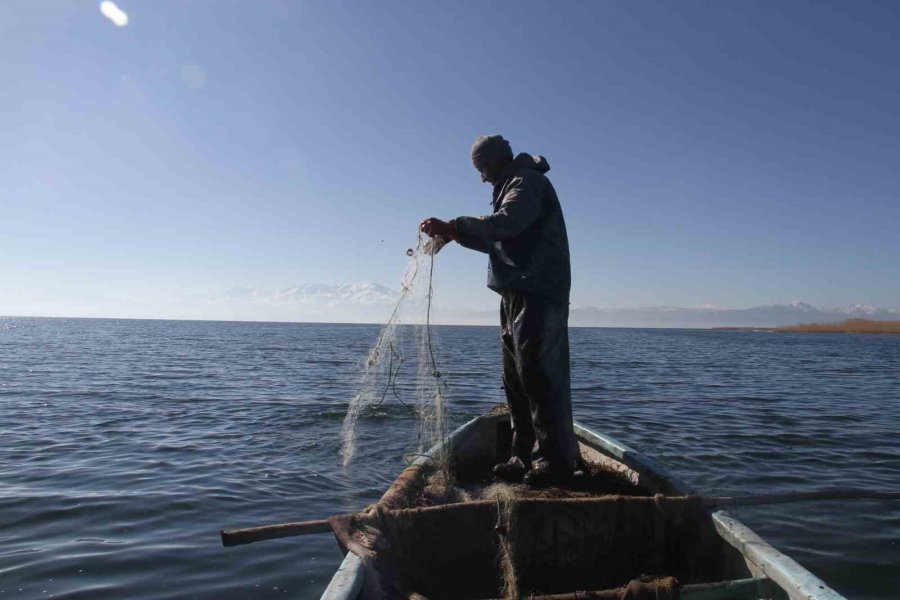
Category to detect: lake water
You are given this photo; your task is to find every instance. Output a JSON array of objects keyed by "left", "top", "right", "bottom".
[{"left": 1, "top": 317, "right": 898, "bottom": 599}]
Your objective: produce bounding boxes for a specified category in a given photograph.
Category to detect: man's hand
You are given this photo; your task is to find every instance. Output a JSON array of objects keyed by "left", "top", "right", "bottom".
[{"left": 419, "top": 218, "right": 457, "bottom": 240}]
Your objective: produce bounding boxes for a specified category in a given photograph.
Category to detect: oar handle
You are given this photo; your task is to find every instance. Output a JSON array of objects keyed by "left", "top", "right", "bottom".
[
  {"left": 701, "top": 489, "right": 900, "bottom": 508},
  {"left": 221, "top": 518, "right": 333, "bottom": 547}
]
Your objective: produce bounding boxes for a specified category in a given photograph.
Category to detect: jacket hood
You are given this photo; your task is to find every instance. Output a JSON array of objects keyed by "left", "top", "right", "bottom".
[{"left": 513, "top": 152, "right": 550, "bottom": 174}]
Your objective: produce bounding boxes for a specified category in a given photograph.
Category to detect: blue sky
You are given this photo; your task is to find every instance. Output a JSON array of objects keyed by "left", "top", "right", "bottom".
[{"left": 3, "top": 1, "right": 899, "bottom": 319}]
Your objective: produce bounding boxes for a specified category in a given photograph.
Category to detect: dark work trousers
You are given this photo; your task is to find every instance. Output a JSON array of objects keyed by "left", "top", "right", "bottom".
[{"left": 500, "top": 290, "right": 580, "bottom": 472}]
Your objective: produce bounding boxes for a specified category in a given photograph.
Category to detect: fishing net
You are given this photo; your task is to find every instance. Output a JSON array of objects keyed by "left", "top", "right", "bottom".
[{"left": 340, "top": 233, "right": 452, "bottom": 477}]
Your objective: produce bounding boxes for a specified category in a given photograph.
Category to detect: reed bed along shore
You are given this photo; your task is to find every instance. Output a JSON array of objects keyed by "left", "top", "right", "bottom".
[{"left": 775, "top": 319, "right": 900, "bottom": 334}]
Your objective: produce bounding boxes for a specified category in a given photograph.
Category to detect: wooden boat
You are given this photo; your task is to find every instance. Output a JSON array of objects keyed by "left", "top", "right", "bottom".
[{"left": 318, "top": 408, "right": 846, "bottom": 600}]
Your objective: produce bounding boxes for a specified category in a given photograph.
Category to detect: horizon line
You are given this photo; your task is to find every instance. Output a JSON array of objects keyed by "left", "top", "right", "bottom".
[{"left": 1, "top": 313, "right": 724, "bottom": 331}]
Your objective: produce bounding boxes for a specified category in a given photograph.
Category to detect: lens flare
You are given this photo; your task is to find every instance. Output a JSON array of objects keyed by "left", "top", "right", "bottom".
[{"left": 100, "top": 1, "right": 129, "bottom": 27}]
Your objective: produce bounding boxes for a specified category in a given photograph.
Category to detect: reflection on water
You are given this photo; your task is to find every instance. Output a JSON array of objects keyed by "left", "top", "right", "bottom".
[{"left": 0, "top": 318, "right": 897, "bottom": 599}]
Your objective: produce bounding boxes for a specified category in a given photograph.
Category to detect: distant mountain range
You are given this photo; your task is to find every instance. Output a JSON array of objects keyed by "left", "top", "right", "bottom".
[
  {"left": 270, "top": 283, "right": 402, "bottom": 306},
  {"left": 210, "top": 284, "right": 899, "bottom": 328},
  {"left": 211, "top": 283, "right": 403, "bottom": 323},
  {"left": 566, "top": 301, "right": 900, "bottom": 328}
]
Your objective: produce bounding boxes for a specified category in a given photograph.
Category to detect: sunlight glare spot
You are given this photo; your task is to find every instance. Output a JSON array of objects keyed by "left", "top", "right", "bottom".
[{"left": 100, "top": 1, "right": 129, "bottom": 27}]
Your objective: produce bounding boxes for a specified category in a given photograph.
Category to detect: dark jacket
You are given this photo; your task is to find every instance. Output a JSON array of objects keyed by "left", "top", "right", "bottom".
[{"left": 454, "top": 153, "right": 571, "bottom": 301}]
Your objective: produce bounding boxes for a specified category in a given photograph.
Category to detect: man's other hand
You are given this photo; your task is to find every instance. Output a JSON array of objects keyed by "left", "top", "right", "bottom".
[{"left": 419, "top": 218, "right": 457, "bottom": 240}]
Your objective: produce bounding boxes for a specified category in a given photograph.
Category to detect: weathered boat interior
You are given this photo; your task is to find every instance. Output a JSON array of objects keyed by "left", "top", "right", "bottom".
[{"left": 329, "top": 410, "right": 774, "bottom": 599}]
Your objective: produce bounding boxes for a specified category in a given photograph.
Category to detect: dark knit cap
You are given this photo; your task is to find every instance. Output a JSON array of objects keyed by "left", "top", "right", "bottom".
[{"left": 471, "top": 135, "right": 513, "bottom": 169}]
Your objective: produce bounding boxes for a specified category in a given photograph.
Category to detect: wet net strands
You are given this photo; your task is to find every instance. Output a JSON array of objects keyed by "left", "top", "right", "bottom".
[
  {"left": 340, "top": 233, "right": 452, "bottom": 480},
  {"left": 414, "top": 241, "right": 452, "bottom": 474}
]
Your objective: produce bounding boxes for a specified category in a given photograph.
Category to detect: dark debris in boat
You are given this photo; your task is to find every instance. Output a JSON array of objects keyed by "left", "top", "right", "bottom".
[{"left": 418, "top": 458, "right": 652, "bottom": 507}]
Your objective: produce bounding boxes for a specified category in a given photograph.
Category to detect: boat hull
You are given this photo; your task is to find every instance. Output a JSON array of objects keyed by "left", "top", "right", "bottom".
[{"left": 321, "top": 412, "right": 846, "bottom": 600}]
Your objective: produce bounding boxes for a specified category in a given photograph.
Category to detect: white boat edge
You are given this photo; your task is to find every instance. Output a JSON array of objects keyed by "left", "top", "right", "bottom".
[{"left": 320, "top": 413, "right": 848, "bottom": 600}]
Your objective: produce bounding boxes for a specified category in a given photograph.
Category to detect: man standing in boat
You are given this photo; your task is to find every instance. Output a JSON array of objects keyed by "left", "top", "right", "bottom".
[{"left": 420, "top": 135, "right": 580, "bottom": 486}]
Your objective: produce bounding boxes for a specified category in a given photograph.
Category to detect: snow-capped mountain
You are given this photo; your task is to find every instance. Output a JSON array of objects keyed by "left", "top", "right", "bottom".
[
  {"left": 207, "top": 283, "right": 403, "bottom": 323},
  {"left": 834, "top": 304, "right": 892, "bottom": 317},
  {"left": 566, "top": 302, "right": 900, "bottom": 328},
  {"left": 269, "top": 283, "right": 401, "bottom": 306}
]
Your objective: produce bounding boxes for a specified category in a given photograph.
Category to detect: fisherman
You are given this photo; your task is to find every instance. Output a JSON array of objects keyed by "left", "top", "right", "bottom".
[{"left": 420, "top": 135, "right": 580, "bottom": 486}]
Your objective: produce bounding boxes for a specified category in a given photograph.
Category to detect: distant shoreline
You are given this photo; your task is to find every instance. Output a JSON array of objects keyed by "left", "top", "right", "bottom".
[
  {"left": 714, "top": 319, "right": 900, "bottom": 334},
  {"left": 776, "top": 319, "right": 900, "bottom": 334}
]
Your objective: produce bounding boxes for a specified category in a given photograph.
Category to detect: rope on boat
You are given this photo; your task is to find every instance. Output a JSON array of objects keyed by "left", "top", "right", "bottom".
[{"left": 494, "top": 494, "right": 519, "bottom": 599}]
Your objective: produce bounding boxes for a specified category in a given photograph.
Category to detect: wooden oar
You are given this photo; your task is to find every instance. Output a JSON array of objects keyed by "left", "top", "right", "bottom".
[
  {"left": 699, "top": 488, "right": 900, "bottom": 508},
  {"left": 221, "top": 518, "right": 334, "bottom": 547},
  {"left": 221, "top": 488, "right": 900, "bottom": 547}
]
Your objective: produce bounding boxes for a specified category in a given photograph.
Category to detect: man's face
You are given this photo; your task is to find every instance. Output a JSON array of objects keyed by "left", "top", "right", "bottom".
[{"left": 475, "top": 161, "right": 503, "bottom": 185}]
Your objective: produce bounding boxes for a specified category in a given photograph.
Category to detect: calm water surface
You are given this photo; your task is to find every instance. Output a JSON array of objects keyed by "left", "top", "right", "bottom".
[{"left": 0, "top": 317, "right": 898, "bottom": 599}]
